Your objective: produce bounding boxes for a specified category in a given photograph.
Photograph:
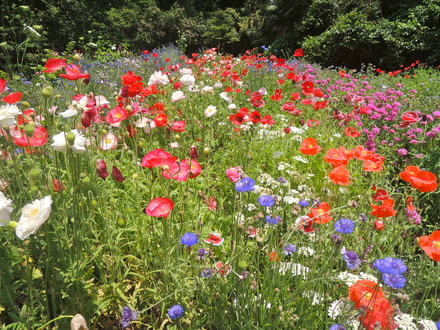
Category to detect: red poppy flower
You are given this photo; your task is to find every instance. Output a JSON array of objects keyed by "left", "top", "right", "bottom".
[
  {"left": 18, "top": 109, "right": 36, "bottom": 125},
  {"left": 372, "top": 189, "right": 389, "bottom": 201},
  {"left": 360, "top": 298, "right": 397, "bottom": 330},
  {"left": 170, "top": 120, "right": 186, "bottom": 132},
  {"left": 349, "top": 279, "right": 385, "bottom": 310},
  {"left": 204, "top": 233, "right": 224, "bottom": 246},
  {"left": 13, "top": 127, "right": 48, "bottom": 147},
  {"left": 268, "top": 251, "right": 279, "bottom": 262},
  {"left": 2, "top": 92, "right": 22, "bottom": 104},
  {"left": 249, "top": 110, "right": 261, "bottom": 123},
  {"left": 121, "top": 71, "right": 142, "bottom": 86},
  {"left": 324, "top": 148, "right": 348, "bottom": 167},
  {"left": 142, "top": 149, "right": 177, "bottom": 168},
  {"left": 363, "top": 159, "right": 384, "bottom": 172},
  {"left": 399, "top": 166, "right": 438, "bottom": 192},
  {"left": 181, "top": 159, "right": 202, "bottom": 179},
  {"left": 52, "top": 179, "right": 65, "bottom": 192},
  {"left": 418, "top": 230, "right": 440, "bottom": 262},
  {"left": 351, "top": 145, "right": 374, "bottom": 161},
  {"left": 370, "top": 199, "right": 397, "bottom": 218},
  {"left": 229, "top": 112, "right": 246, "bottom": 125},
  {"left": 154, "top": 113, "right": 168, "bottom": 127},
  {"left": 145, "top": 197, "right": 174, "bottom": 218},
  {"left": 105, "top": 106, "right": 128, "bottom": 125},
  {"left": 205, "top": 196, "right": 217, "bottom": 210},
  {"left": 162, "top": 162, "right": 190, "bottom": 181},
  {"left": 328, "top": 165, "right": 350, "bottom": 186},
  {"left": 260, "top": 115, "right": 275, "bottom": 125},
  {"left": 293, "top": 49, "right": 304, "bottom": 57},
  {"left": 407, "top": 170, "right": 437, "bottom": 192},
  {"left": 406, "top": 196, "right": 415, "bottom": 212},
  {"left": 301, "top": 81, "right": 314, "bottom": 95},
  {"left": 59, "top": 63, "right": 90, "bottom": 81},
  {"left": 42, "top": 58, "right": 67, "bottom": 73},
  {"left": 374, "top": 220, "right": 384, "bottom": 230},
  {"left": 399, "top": 166, "right": 421, "bottom": 182},
  {"left": 214, "top": 261, "right": 230, "bottom": 276},
  {"left": 344, "top": 126, "right": 361, "bottom": 137},
  {"left": 299, "top": 137, "right": 321, "bottom": 156},
  {"left": 307, "top": 202, "right": 332, "bottom": 224}
]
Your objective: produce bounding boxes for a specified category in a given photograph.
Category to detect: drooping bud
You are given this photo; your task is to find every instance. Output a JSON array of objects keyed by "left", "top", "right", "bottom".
[
  {"left": 95, "top": 159, "right": 108, "bottom": 180},
  {"left": 190, "top": 145, "right": 199, "bottom": 159},
  {"left": 111, "top": 166, "right": 125, "bottom": 182}
]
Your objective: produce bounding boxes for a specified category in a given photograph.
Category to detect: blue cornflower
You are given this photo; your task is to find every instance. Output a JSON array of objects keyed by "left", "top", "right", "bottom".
[
  {"left": 121, "top": 306, "right": 138, "bottom": 328},
  {"left": 373, "top": 257, "right": 407, "bottom": 275},
  {"left": 197, "top": 248, "right": 209, "bottom": 259},
  {"left": 180, "top": 232, "right": 198, "bottom": 246},
  {"left": 298, "top": 200, "right": 309, "bottom": 207},
  {"left": 341, "top": 247, "right": 362, "bottom": 270},
  {"left": 436, "top": 321, "right": 440, "bottom": 330},
  {"left": 265, "top": 214, "right": 281, "bottom": 225},
  {"left": 283, "top": 244, "right": 296, "bottom": 255},
  {"left": 235, "top": 177, "right": 255, "bottom": 192},
  {"left": 330, "top": 325, "right": 346, "bottom": 330},
  {"left": 257, "top": 195, "right": 275, "bottom": 207},
  {"left": 201, "top": 268, "right": 214, "bottom": 278},
  {"left": 277, "top": 177, "right": 287, "bottom": 183},
  {"left": 168, "top": 304, "right": 184, "bottom": 320},
  {"left": 334, "top": 218, "right": 355, "bottom": 234},
  {"left": 382, "top": 273, "right": 406, "bottom": 289}
]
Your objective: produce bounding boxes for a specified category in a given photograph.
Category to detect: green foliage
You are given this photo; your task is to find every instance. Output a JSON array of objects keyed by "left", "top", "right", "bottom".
[{"left": 202, "top": 8, "right": 242, "bottom": 52}]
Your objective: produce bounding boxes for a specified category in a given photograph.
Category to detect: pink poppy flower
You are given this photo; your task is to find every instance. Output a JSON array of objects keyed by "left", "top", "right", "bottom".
[
  {"left": 204, "top": 233, "right": 224, "bottom": 246},
  {"left": 142, "top": 149, "right": 177, "bottom": 168},
  {"left": 145, "top": 197, "right": 174, "bottom": 218}
]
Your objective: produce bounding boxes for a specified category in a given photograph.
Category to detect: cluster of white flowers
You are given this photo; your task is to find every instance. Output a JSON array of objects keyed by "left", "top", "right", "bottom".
[
  {"left": 302, "top": 290, "right": 324, "bottom": 305},
  {"left": 394, "top": 314, "right": 417, "bottom": 330},
  {"left": 298, "top": 246, "right": 315, "bottom": 257},
  {"left": 292, "top": 155, "right": 309, "bottom": 163},
  {"left": 171, "top": 91, "right": 185, "bottom": 102},
  {"left": 180, "top": 74, "right": 195, "bottom": 86},
  {"left": 148, "top": 71, "right": 170, "bottom": 85},
  {"left": 277, "top": 262, "right": 310, "bottom": 279},
  {"left": 327, "top": 299, "right": 353, "bottom": 319}
]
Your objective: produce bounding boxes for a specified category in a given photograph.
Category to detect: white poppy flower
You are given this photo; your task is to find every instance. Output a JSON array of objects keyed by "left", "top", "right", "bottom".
[
  {"left": 0, "top": 191, "right": 13, "bottom": 226},
  {"left": 0, "top": 104, "right": 21, "bottom": 126},
  {"left": 51, "top": 129, "right": 86, "bottom": 153},
  {"left": 16, "top": 195, "right": 52, "bottom": 240}
]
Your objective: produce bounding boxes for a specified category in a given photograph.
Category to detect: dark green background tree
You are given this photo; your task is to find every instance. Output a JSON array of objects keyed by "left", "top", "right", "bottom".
[{"left": 1, "top": 0, "right": 440, "bottom": 76}]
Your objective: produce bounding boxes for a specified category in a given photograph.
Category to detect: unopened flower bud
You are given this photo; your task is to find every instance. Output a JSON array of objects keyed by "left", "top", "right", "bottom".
[
  {"left": 81, "top": 176, "right": 91, "bottom": 186},
  {"left": 73, "top": 53, "right": 81, "bottom": 63},
  {"left": 41, "top": 86, "right": 53, "bottom": 99},
  {"left": 66, "top": 132, "right": 76, "bottom": 145},
  {"left": 70, "top": 313, "right": 89, "bottom": 330},
  {"left": 21, "top": 101, "right": 30, "bottom": 108},
  {"left": 203, "top": 147, "right": 210, "bottom": 155},
  {"left": 24, "top": 124, "right": 35, "bottom": 137},
  {"left": 190, "top": 145, "right": 199, "bottom": 159},
  {"left": 8, "top": 221, "right": 18, "bottom": 229},
  {"left": 29, "top": 168, "right": 41, "bottom": 180},
  {"left": 125, "top": 105, "right": 133, "bottom": 113}
]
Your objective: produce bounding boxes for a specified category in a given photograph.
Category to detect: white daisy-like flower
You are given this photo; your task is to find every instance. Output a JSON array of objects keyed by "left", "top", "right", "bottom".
[
  {"left": 394, "top": 313, "right": 417, "bottom": 330},
  {"left": 298, "top": 246, "right": 315, "bottom": 256},
  {"left": 418, "top": 319, "right": 437, "bottom": 330},
  {"left": 338, "top": 271, "right": 360, "bottom": 286},
  {"left": 302, "top": 290, "right": 324, "bottom": 305},
  {"left": 292, "top": 155, "right": 309, "bottom": 163},
  {"left": 328, "top": 299, "right": 353, "bottom": 319}
]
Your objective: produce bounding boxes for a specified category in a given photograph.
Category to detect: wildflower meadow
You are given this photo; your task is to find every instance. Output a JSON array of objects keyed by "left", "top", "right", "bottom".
[{"left": 1, "top": 46, "right": 440, "bottom": 329}]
